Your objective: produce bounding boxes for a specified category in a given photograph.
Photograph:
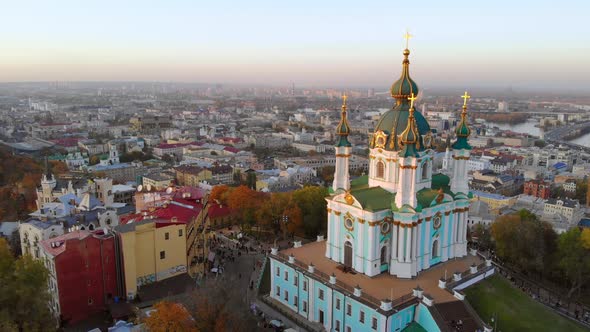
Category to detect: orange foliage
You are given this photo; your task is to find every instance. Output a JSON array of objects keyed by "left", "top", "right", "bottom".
[
  {"left": 209, "top": 185, "right": 230, "bottom": 204},
  {"left": 144, "top": 301, "right": 196, "bottom": 332}
]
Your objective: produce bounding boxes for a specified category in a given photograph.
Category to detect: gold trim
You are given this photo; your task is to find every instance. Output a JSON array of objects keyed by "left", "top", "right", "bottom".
[
  {"left": 336, "top": 154, "right": 351, "bottom": 158},
  {"left": 334, "top": 211, "right": 341, "bottom": 216},
  {"left": 452, "top": 156, "right": 470, "bottom": 160},
  {"left": 327, "top": 208, "right": 332, "bottom": 213},
  {"left": 400, "top": 165, "right": 418, "bottom": 169},
  {"left": 368, "top": 220, "right": 380, "bottom": 227},
  {"left": 357, "top": 218, "right": 365, "bottom": 224},
  {"left": 444, "top": 211, "right": 451, "bottom": 216},
  {"left": 344, "top": 192, "right": 354, "bottom": 205},
  {"left": 425, "top": 216, "right": 432, "bottom": 221}
]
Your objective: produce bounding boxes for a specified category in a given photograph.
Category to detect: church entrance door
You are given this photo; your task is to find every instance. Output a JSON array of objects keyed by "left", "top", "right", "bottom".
[{"left": 344, "top": 241, "right": 353, "bottom": 269}]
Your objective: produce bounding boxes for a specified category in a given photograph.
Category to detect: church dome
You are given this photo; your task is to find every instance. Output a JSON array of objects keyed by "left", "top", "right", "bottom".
[
  {"left": 372, "top": 48, "right": 430, "bottom": 151},
  {"left": 390, "top": 49, "right": 419, "bottom": 99},
  {"left": 372, "top": 98, "right": 431, "bottom": 151}
]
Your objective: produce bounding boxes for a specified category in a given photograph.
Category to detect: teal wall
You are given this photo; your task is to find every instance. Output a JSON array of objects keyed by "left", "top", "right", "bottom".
[
  {"left": 389, "top": 305, "right": 416, "bottom": 332},
  {"left": 415, "top": 303, "right": 441, "bottom": 332}
]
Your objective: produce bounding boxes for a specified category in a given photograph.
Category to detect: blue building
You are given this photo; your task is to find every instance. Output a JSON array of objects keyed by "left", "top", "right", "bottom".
[{"left": 268, "top": 43, "right": 494, "bottom": 332}]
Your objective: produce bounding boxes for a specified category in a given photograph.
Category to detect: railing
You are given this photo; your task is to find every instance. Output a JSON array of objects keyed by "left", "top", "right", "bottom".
[
  {"left": 273, "top": 252, "right": 414, "bottom": 311},
  {"left": 261, "top": 295, "right": 325, "bottom": 332}
]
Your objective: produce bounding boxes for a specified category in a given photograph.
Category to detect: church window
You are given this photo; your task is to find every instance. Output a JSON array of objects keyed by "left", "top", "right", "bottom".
[
  {"left": 422, "top": 161, "right": 429, "bottom": 179},
  {"left": 344, "top": 218, "right": 354, "bottom": 231},
  {"left": 376, "top": 161, "right": 385, "bottom": 179},
  {"left": 319, "top": 289, "right": 324, "bottom": 300},
  {"left": 372, "top": 317, "right": 378, "bottom": 329},
  {"left": 433, "top": 215, "right": 442, "bottom": 229},
  {"left": 432, "top": 239, "right": 439, "bottom": 258},
  {"left": 380, "top": 246, "right": 388, "bottom": 265},
  {"left": 381, "top": 221, "right": 390, "bottom": 234},
  {"left": 360, "top": 310, "right": 365, "bottom": 323}
]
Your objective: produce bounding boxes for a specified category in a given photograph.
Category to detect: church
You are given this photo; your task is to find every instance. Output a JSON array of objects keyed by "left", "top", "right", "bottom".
[{"left": 268, "top": 40, "right": 494, "bottom": 332}]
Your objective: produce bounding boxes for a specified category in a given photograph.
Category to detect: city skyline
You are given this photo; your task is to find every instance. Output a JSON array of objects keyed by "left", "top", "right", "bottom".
[{"left": 2, "top": 0, "right": 589, "bottom": 91}]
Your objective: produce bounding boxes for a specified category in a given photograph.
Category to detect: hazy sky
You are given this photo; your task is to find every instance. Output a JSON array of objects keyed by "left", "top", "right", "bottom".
[{"left": 1, "top": 0, "right": 589, "bottom": 90}]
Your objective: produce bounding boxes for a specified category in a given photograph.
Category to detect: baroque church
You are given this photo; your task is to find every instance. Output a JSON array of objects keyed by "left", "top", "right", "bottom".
[
  {"left": 268, "top": 39, "right": 490, "bottom": 332},
  {"left": 326, "top": 45, "right": 473, "bottom": 278}
]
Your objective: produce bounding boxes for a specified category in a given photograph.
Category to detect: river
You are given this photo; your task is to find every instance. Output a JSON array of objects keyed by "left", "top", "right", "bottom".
[{"left": 487, "top": 120, "right": 590, "bottom": 148}]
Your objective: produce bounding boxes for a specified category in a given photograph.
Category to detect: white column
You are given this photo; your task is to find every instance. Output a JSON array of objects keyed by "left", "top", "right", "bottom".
[
  {"left": 333, "top": 213, "right": 341, "bottom": 262},
  {"left": 391, "top": 223, "right": 399, "bottom": 262},
  {"left": 442, "top": 213, "right": 449, "bottom": 261},
  {"left": 423, "top": 219, "right": 431, "bottom": 270},
  {"left": 405, "top": 226, "right": 412, "bottom": 262},
  {"left": 397, "top": 225, "right": 404, "bottom": 262},
  {"left": 326, "top": 211, "right": 332, "bottom": 258},
  {"left": 416, "top": 221, "right": 422, "bottom": 270},
  {"left": 367, "top": 220, "right": 376, "bottom": 275},
  {"left": 356, "top": 220, "right": 364, "bottom": 273}
]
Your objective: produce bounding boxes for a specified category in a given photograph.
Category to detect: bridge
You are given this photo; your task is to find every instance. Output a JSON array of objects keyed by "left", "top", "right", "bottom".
[{"left": 543, "top": 121, "right": 590, "bottom": 153}]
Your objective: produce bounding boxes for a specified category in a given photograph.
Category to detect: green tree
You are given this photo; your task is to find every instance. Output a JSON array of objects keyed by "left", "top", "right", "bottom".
[
  {"left": 292, "top": 186, "right": 328, "bottom": 237},
  {"left": 491, "top": 209, "right": 556, "bottom": 277},
  {"left": 0, "top": 238, "right": 55, "bottom": 331},
  {"left": 557, "top": 228, "right": 590, "bottom": 298}
]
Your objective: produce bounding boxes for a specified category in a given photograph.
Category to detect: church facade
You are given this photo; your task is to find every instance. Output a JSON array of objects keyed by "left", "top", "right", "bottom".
[
  {"left": 325, "top": 46, "right": 472, "bottom": 278},
  {"left": 267, "top": 41, "right": 488, "bottom": 332}
]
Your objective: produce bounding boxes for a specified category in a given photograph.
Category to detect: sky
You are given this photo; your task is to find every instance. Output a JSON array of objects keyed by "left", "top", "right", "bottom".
[{"left": 1, "top": 0, "right": 589, "bottom": 91}]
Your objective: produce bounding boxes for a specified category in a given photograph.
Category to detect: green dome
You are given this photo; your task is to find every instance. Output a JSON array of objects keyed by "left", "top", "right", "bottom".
[
  {"left": 390, "top": 49, "right": 419, "bottom": 99},
  {"left": 373, "top": 102, "right": 431, "bottom": 151}
]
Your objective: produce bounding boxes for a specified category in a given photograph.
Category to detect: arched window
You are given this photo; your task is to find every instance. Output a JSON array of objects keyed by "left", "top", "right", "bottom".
[
  {"left": 380, "top": 246, "right": 388, "bottom": 265},
  {"left": 422, "top": 161, "right": 429, "bottom": 179},
  {"left": 432, "top": 239, "right": 439, "bottom": 258},
  {"left": 376, "top": 161, "right": 385, "bottom": 179}
]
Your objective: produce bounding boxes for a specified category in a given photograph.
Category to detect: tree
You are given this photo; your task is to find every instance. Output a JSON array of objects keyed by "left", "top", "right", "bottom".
[
  {"left": 144, "top": 301, "right": 196, "bottom": 332},
  {"left": 209, "top": 185, "right": 230, "bottom": 204},
  {"left": 284, "top": 203, "right": 303, "bottom": 237},
  {"left": 227, "top": 186, "right": 265, "bottom": 226},
  {"left": 246, "top": 171, "right": 257, "bottom": 190},
  {"left": 491, "top": 209, "right": 556, "bottom": 277},
  {"left": 186, "top": 278, "right": 258, "bottom": 332},
  {"left": 0, "top": 238, "right": 55, "bottom": 331},
  {"left": 89, "top": 155, "right": 100, "bottom": 166},
  {"left": 471, "top": 223, "right": 493, "bottom": 251},
  {"left": 49, "top": 161, "right": 68, "bottom": 175},
  {"left": 319, "top": 166, "right": 335, "bottom": 185},
  {"left": 292, "top": 186, "right": 329, "bottom": 237},
  {"left": 557, "top": 227, "right": 590, "bottom": 298}
]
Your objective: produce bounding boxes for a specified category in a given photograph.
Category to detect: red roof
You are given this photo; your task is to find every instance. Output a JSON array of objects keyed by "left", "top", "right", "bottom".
[
  {"left": 40, "top": 230, "right": 91, "bottom": 256},
  {"left": 51, "top": 137, "right": 81, "bottom": 147},
  {"left": 223, "top": 146, "right": 240, "bottom": 154},
  {"left": 155, "top": 142, "right": 197, "bottom": 149},
  {"left": 208, "top": 204, "right": 233, "bottom": 219}
]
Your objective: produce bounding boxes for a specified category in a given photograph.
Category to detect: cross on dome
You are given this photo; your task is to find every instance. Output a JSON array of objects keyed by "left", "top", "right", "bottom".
[
  {"left": 408, "top": 93, "right": 417, "bottom": 109},
  {"left": 461, "top": 91, "right": 471, "bottom": 108},
  {"left": 404, "top": 30, "right": 413, "bottom": 49}
]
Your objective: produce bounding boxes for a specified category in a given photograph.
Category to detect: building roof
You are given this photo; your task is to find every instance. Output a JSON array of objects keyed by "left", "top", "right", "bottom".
[
  {"left": 281, "top": 241, "right": 483, "bottom": 306},
  {"left": 39, "top": 230, "right": 112, "bottom": 257},
  {"left": 349, "top": 186, "right": 393, "bottom": 212}
]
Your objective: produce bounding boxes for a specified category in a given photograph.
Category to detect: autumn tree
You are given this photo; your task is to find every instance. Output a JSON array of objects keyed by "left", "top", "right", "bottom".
[
  {"left": 209, "top": 185, "right": 230, "bottom": 204},
  {"left": 227, "top": 185, "right": 266, "bottom": 227},
  {"left": 186, "top": 278, "right": 258, "bottom": 332},
  {"left": 284, "top": 203, "right": 303, "bottom": 237},
  {"left": 49, "top": 161, "right": 69, "bottom": 175},
  {"left": 0, "top": 238, "right": 55, "bottom": 331},
  {"left": 144, "top": 301, "right": 196, "bottom": 332}
]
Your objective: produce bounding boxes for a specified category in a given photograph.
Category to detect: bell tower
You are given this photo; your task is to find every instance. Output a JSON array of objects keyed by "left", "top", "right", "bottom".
[
  {"left": 450, "top": 92, "right": 472, "bottom": 195},
  {"left": 332, "top": 95, "right": 352, "bottom": 192}
]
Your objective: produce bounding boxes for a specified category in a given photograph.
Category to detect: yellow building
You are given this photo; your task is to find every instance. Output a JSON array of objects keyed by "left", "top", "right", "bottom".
[
  {"left": 174, "top": 165, "right": 212, "bottom": 187},
  {"left": 471, "top": 191, "right": 518, "bottom": 215},
  {"left": 116, "top": 219, "right": 187, "bottom": 300}
]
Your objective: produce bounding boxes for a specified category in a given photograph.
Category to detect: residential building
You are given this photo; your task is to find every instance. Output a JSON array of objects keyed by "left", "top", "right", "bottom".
[
  {"left": 115, "top": 219, "right": 187, "bottom": 300},
  {"left": 543, "top": 198, "right": 582, "bottom": 224},
  {"left": 39, "top": 230, "right": 118, "bottom": 324},
  {"left": 523, "top": 179, "right": 551, "bottom": 199},
  {"left": 174, "top": 165, "right": 212, "bottom": 186}
]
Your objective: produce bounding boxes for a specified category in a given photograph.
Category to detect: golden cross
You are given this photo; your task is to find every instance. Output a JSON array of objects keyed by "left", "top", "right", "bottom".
[
  {"left": 342, "top": 94, "right": 347, "bottom": 104},
  {"left": 408, "top": 93, "right": 417, "bottom": 109},
  {"left": 404, "top": 30, "right": 413, "bottom": 49},
  {"left": 461, "top": 91, "right": 471, "bottom": 107}
]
